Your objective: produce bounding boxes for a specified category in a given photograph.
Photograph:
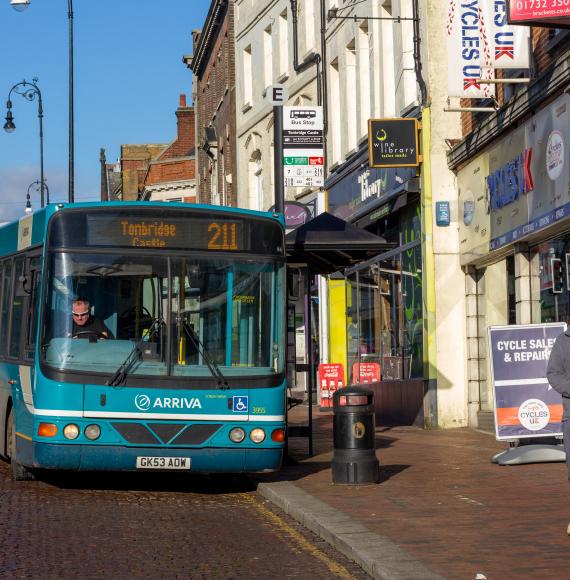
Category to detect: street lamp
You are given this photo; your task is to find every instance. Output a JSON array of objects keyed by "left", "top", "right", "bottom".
[
  {"left": 4, "top": 79, "right": 48, "bottom": 207},
  {"left": 11, "top": 0, "right": 74, "bottom": 203},
  {"left": 25, "top": 179, "right": 49, "bottom": 214}
]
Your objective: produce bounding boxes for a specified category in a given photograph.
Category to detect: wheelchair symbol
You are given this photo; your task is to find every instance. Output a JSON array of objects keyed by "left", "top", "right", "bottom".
[{"left": 233, "top": 396, "right": 248, "bottom": 413}]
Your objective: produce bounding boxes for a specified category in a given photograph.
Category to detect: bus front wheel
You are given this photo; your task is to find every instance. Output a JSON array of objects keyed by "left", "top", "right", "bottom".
[{"left": 7, "top": 410, "right": 35, "bottom": 481}]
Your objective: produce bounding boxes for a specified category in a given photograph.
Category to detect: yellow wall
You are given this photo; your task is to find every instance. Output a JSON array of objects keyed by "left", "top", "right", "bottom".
[{"left": 328, "top": 278, "right": 348, "bottom": 383}]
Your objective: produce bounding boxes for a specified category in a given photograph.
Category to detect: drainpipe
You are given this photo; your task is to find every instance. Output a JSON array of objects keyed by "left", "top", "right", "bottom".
[
  {"left": 412, "top": 0, "right": 428, "bottom": 106},
  {"left": 290, "top": 0, "right": 328, "bottom": 179},
  {"left": 290, "top": 0, "right": 322, "bottom": 105},
  {"left": 319, "top": 0, "right": 328, "bottom": 175}
]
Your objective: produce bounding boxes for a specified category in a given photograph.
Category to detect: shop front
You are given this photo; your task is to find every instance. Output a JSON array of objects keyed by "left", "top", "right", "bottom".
[
  {"left": 457, "top": 92, "right": 570, "bottom": 429},
  {"left": 325, "top": 148, "right": 426, "bottom": 426}
]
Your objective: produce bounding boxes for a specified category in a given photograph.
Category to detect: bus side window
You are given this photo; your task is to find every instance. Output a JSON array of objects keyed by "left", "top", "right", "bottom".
[
  {"left": 0, "top": 261, "right": 12, "bottom": 357},
  {"left": 24, "top": 256, "right": 41, "bottom": 362},
  {"left": 9, "top": 257, "right": 26, "bottom": 359}
]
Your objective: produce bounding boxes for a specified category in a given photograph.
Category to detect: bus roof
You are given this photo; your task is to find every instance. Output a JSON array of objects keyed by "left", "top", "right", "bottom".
[{"left": 0, "top": 202, "right": 285, "bottom": 256}]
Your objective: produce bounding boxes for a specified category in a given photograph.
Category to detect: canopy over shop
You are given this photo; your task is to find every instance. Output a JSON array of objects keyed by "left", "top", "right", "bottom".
[{"left": 285, "top": 211, "right": 392, "bottom": 453}]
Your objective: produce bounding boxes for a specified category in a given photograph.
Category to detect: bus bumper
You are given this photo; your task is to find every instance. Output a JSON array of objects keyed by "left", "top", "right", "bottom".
[{"left": 31, "top": 442, "right": 283, "bottom": 473}]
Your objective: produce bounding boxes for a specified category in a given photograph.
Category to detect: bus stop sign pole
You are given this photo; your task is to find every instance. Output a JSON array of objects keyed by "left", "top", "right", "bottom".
[{"left": 267, "top": 84, "right": 288, "bottom": 214}]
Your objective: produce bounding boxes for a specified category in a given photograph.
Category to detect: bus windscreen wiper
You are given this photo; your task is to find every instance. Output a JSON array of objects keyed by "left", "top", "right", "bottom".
[
  {"left": 180, "top": 315, "right": 229, "bottom": 390},
  {"left": 107, "top": 317, "right": 164, "bottom": 387}
]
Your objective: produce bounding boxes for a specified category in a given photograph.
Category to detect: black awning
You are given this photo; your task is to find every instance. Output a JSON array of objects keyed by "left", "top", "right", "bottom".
[{"left": 285, "top": 211, "right": 394, "bottom": 275}]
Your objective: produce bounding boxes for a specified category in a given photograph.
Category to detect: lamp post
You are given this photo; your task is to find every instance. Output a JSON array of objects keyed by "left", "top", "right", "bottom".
[
  {"left": 10, "top": 0, "right": 74, "bottom": 203},
  {"left": 25, "top": 179, "right": 49, "bottom": 214},
  {"left": 4, "top": 79, "right": 48, "bottom": 207}
]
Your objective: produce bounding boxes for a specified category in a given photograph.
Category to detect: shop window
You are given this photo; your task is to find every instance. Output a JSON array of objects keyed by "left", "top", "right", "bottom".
[
  {"left": 531, "top": 237, "right": 570, "bottom": 323},
  {"left": 346, "top": 245, "right": 423, "bottom": 383},
  {"left": 346, "top": 271, "right": 359, "bottom": 374}
]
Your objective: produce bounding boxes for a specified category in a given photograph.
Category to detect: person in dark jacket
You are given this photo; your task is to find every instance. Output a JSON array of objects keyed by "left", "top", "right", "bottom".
[
  {"left": 546, "top": 325, "right": 570, "bottom": 534},
  {"left": 69, "top": 297, "right": 113, "bottom": 339}
]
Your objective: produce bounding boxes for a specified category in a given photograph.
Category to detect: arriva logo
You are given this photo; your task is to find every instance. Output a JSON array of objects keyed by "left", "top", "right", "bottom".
[
  {"left": 135, "top": 394, "right": 151, "bottom": 411},
  {"left": 134, "top": 394, "right": 202, "bottom": 411}
]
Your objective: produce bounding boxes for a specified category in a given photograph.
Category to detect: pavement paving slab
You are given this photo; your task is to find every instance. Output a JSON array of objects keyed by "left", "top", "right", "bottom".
[{"left": 256, "top": 405, "right": 570, "bottom": 580}]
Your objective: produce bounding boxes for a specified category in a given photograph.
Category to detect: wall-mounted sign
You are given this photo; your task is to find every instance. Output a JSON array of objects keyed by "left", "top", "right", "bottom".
[
  {"left": 436, "top": 201, "right": 451, "bottom": 227},
  {"left": 266, "top": 84, "right": 289, "bottom": 106},
  {"left": 327, "top": 162, "right": 416, "bottom": 223},
  {"left": 283, "top": 106, "right": 324, "bottom": 187},
  {"left": 446, "top": 0, "right": 495, "bottom": 98},
  {"left": 283, "top": 201, "right": 311, "bottom": 228},
  {"left": 507, "top": 0, "right": 570, "bottom": 28},
  {"left": 368, "top": 118, "right": 419, "bottom": 168},
  {"left": 269, "top": 198, "right": 316, "bottom": 229},
  {"left": 546, "top": 130, "right": 565, "bottom": 181},
  {"left": 486, "top": 147, "right": 534, "bottom": 211},
  {"left": 480, "top": 0, "right": 530, "bottom": 69},
  {"left": 457, "top": 92, "right": 570, "bottom": 259},
  {"left": 462, "top": 191, "right": 475, "bottom": 226}
]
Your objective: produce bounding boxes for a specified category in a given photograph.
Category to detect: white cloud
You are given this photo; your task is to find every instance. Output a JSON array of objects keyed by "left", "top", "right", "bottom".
[{"left": 0, "top": 166, "right": 67, "bottom": 223}]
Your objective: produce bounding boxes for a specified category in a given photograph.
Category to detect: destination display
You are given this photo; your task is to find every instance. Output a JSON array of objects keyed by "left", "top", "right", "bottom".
[
  {"left": 48, "top": 209, "right": 284, "bottom": 254},
  {"left": 87, "top": 216, "right": 245, "bottom": 250}
]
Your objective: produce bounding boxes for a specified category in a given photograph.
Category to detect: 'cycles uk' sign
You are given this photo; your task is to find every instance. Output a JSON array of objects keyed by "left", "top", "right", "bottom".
[{"left": 488, "top": 323, "right": 565, "bottom": 440}]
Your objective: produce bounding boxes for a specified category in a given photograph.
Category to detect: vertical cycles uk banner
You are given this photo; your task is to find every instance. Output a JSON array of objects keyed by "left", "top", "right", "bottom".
[
  {"left": 446, "top": 0, "right": 530, "bottom": 98},
  {"left": 489, "top": 323, "right": 565, "bottom": 440}
]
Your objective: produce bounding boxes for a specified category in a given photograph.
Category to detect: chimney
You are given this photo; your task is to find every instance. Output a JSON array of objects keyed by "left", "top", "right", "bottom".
[
  {"left": 176, "top": 94, "right": 195, "bottom": 154},
  {"left": 100, "top": 148, "right": 109, "bottom": 202}
]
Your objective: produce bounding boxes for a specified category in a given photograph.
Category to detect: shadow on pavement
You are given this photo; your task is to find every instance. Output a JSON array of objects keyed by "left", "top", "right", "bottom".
[
  {"left": 378, "top": 463, "right": 410, "bottom": 483},
  {"left": 35, "top": 470, "right": 256, "bottom": 494}
]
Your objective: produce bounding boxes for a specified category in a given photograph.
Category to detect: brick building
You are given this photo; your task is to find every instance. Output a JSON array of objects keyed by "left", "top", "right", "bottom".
[
  {"left": 120, "top": 143, "right": 168, "bottom": 201},
  {"left": 186, "top": 0, "right": 237, "bottom": 207},
  {"left": 143, "top": 94, "right": 197, "bottom": 203},
  {"left": 102, "top": 95, "right": 197, "bottom": 203}
]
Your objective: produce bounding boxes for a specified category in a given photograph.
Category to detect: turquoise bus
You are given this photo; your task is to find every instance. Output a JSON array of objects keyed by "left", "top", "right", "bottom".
[{"left": 0, "top": 202, "right": 286, "bottom": 479}]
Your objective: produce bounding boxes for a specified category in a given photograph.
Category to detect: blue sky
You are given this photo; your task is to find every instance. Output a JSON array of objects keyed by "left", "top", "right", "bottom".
[{"left": 0, "top": 0, "right": 211, "bottom": 221}]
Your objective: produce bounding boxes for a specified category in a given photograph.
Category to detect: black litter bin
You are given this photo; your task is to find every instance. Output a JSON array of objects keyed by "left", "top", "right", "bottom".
[{"left": 332, "top": 386, "right": 379, "bottom": 484}]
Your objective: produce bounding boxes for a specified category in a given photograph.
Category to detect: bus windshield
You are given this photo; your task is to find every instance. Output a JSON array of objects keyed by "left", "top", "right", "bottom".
[{"left": 41, "top": 251, "right": 284, "bottom": 380}]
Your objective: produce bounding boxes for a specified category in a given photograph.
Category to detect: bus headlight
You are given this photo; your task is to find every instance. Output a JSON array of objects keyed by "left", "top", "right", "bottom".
[
  {"left": 84, "top": 424, "right": 101, "bottom": 440},
  {"left": 229, "top": 427, "right": 245, "bottom": 443},
  {"left": 63, "top": 424, "right": 80, "bottom": 440},
  {"left": 250, "top": 428, "right": 266, "bottom": 443}
]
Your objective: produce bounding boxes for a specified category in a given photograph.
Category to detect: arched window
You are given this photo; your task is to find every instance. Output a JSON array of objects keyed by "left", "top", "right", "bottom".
[{"left": 248, "top": 150, "right": 262, "bottom": 211}]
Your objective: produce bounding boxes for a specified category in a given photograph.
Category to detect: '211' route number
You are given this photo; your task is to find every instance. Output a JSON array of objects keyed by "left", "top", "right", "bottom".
[{"left": 208, "top": 222, "right": 238, "bottom": 250}]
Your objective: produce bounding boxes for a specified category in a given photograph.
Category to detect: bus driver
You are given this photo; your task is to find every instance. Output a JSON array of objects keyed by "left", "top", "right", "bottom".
[{"left": 70, "top": 297, "right": 114, "bottom": 339}]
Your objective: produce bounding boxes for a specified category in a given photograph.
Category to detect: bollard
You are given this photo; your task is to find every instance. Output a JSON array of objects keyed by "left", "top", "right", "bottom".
[{"left": 331, "top": 386, "right": 379, "bottom": 484}]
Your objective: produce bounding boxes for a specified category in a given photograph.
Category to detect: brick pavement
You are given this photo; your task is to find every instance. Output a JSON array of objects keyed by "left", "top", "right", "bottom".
[{"left": 258, "top": 406, "right": 570, "bottom": 579}]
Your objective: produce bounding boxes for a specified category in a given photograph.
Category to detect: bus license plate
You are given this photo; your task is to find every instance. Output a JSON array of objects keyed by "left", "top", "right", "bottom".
[{"left": 136, "top": 456, "right": 191, "bottom": 470}]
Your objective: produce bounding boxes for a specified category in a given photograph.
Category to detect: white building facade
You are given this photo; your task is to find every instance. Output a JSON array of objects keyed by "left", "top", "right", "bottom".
[{"left": 235, "top": 0, "right": 470, "bottom": 429}]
